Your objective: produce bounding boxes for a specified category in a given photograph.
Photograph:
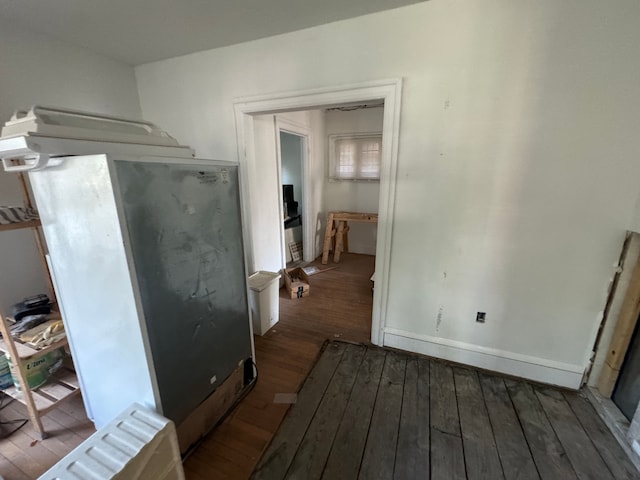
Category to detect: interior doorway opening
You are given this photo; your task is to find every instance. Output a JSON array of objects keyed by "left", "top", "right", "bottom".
[
  {"left": 274, "top": 101, "right": 384, "bottom": 342},
  {"left": 234, "top": 79, "right": 402, "bottom": 346},
  {"left": 263, "top": 102, "right": 385, "bottom": 346},
  {"left": 267, "top": 103, "right": 384, "bottom": 341},
  {"left": 274, "top": 103, "right": 385, "bottom": 271},
  {"left": 278, "top": 130, "right": 306, "bottom": 267}
]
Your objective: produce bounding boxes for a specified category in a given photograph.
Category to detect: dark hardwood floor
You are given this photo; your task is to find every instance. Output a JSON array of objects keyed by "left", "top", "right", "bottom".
[
  {"left": 253, "top": 343, "right": 639, "bottom": 480},
  {"left": 0, "top": 394, "right": 95, "bottom": 479},
  {"left": 183, "top": 253, "right": 375, "bottom": 479},
  {"left": 0, "top": 252, "right": 373, "bottom": 480}
]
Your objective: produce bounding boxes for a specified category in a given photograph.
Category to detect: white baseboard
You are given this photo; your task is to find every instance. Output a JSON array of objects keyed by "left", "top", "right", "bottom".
[{"left": 383, "top": 328, "right": 585, "bottom": 389}]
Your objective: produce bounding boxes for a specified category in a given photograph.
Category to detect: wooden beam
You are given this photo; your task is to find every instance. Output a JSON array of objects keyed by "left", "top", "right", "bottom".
[
  {"left": 0, "top": 220, "right": 41, "bottom": 232},
  {"left": 321, "top": 212, "right": 335, "bottom": 265},
  {"left": 331, "top": 212, "right": 378, "bottom": 223},
  {"left": 598, "top": 247, "right": 640, "bottom": 396},
  {"left": 343, "top": 222, "right": 349, "bottom": 254},
  {"left": 177, "top": 364, "right": 246, "bottom": 454},
  {"left": 334, "top": 221, "right": 345, "bottom": 263},
  {"left": 0, "top": 312, "right": 47, "bottom": 437},
  {"left": 15, "top": 166, "right": 57, "bottom": 305}
]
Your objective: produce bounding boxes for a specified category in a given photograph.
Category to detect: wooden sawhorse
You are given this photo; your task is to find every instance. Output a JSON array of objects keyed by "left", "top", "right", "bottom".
[{"left": 321, "top": 211, "right": 378, "bottom": 264}]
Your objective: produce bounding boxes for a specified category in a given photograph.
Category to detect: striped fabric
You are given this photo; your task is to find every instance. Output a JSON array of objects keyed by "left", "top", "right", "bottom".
[{"left": 0, "top": 206, "right": 39, "bottom": 225}]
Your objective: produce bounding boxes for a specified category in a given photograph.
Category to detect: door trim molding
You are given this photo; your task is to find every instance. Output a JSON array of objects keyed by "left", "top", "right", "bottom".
[
  {"left": 276, "top": 118, "right": 313, "bottom": 264},
  {"left": 234, "top": 78, "right": 403, "bottom": 346}
]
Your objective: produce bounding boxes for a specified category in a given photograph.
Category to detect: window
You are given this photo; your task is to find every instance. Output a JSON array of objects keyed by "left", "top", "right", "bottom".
[{"left": 329, "top": 133, "right": 382, "bottom": 180}]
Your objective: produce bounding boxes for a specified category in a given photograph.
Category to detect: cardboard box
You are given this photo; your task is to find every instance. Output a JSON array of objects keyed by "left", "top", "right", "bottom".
[
  {"left": 7, "top": 347, "right": 65, "bottom": 391},
  {"left": 284, "top": 267, "right": 310, "bottom": 299}
]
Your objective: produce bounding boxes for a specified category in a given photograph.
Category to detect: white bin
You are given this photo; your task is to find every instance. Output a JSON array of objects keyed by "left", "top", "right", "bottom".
[{"left": 248, "top": 271, "right": 281, "bottom": 336}]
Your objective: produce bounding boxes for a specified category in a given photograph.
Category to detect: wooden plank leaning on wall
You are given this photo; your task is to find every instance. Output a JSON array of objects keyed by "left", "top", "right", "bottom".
[{"left": 598, "top": 232, "right": 640, "bottom": 396}]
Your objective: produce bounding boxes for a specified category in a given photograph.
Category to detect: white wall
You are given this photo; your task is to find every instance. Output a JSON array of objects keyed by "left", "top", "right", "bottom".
[
  {"left": 324, "top": 107, "right": 384, "bottom": 255},
  {"left": 0, "top": 22, "right": 142, "bottom": 313},
  {"left": 248, "top": 113, "right": 281, "bottom": 272},
  {"left": 136, "top": 0, "right": 640, "bottom": 387}
]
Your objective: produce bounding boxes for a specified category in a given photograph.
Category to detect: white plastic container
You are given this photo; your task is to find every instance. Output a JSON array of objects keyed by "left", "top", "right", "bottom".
[
  {"left": 39, "top": 403, "right": 184, "bottom": 480},
  {"left": 248, "top": 271, "right": 281, "bottom": 335}
]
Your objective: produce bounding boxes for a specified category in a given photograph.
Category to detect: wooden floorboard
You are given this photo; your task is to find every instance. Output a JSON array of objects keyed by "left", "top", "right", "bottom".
[
  {"left": 535, "top": 386, "right": 614, "bottom": 480},
  {"left": 251, "top": 342, "right": 347, "bottom": 480},
  {"left": 285, "top": 344, "right": 366, "bottom": 480},
  {"left": 187, "top": 253, "right": 374, "bottom": 480},
  {"left": 190, "top": 253, "right": 638, "bottom": 480},
  {"left": 250, "top": 343, "right": 639, "bottom": 480},
  {"left": 454, "top": 367, "right": 504, "bottom": 480},
  {"left": 0, "top": 393, "right": 94, "bottom": 478},
  {"left": 430, "top": 360, "right": 466, "bottom": 480},
  {"left": 479, "top": 373, "right": 539, "bottom": 480},
  {"left": 0, "top": 457, "right": 31, "bottom": 480},
  {"left": 2, "top": 401, "right": 84, "bottom": 458},
  {"left": 564, "top": 391, "right": 639, "bottom": 480},
  {"left": 394, "top": 356, "right": 430, "bottom": 480},
  {"left": 506, "top": 380, "right": 578, "bottom": 480},
  {"left": 358, "top": 352, "right": 406, "bottom": 480},
  {"left": 252, "top": 339, "right": 640, "bottom": 480},
  {"left": 321, "top": 348, "right": 386, "bottom": 480}
]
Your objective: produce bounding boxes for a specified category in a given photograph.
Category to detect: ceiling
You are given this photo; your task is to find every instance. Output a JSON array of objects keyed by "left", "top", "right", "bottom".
[{"left": 0, "top": 0, "right": 425, "bottom": 66}]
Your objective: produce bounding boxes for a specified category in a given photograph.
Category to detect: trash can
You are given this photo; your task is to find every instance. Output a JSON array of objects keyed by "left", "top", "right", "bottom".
[{"left": 248, "top": 271, "right": 281, "bottom": 336}]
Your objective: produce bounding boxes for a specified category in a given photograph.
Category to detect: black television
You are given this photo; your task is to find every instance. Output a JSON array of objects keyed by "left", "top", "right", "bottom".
[{"left": 283, "top": 184, "right": 298, "bottom": 216}]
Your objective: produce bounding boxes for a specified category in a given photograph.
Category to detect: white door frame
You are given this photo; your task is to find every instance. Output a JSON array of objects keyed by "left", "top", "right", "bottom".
[
  {"left": 275, "top": 117, "right": 313, "bottom": 266},
  {"left": 234, "top": 78, "right": 403, "bottom": 346}
]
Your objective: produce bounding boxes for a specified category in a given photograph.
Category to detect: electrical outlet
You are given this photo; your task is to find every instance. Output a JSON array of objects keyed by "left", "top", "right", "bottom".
[{"left": 476, "top": 312, "right": 486, "bottom": 323}]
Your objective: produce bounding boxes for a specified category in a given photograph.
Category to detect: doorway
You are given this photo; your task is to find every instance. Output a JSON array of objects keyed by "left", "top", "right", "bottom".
[
  {"left": 279, "top": 131, "right": 305, "bottom": 266},
  {"left": 234, "top": 79, "right": 402, "bottom": 346}
]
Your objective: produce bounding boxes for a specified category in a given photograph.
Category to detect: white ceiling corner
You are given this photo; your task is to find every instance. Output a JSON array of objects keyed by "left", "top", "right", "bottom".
[{"left": 0, "top": 0, "right": 426, "bottom": 65}]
